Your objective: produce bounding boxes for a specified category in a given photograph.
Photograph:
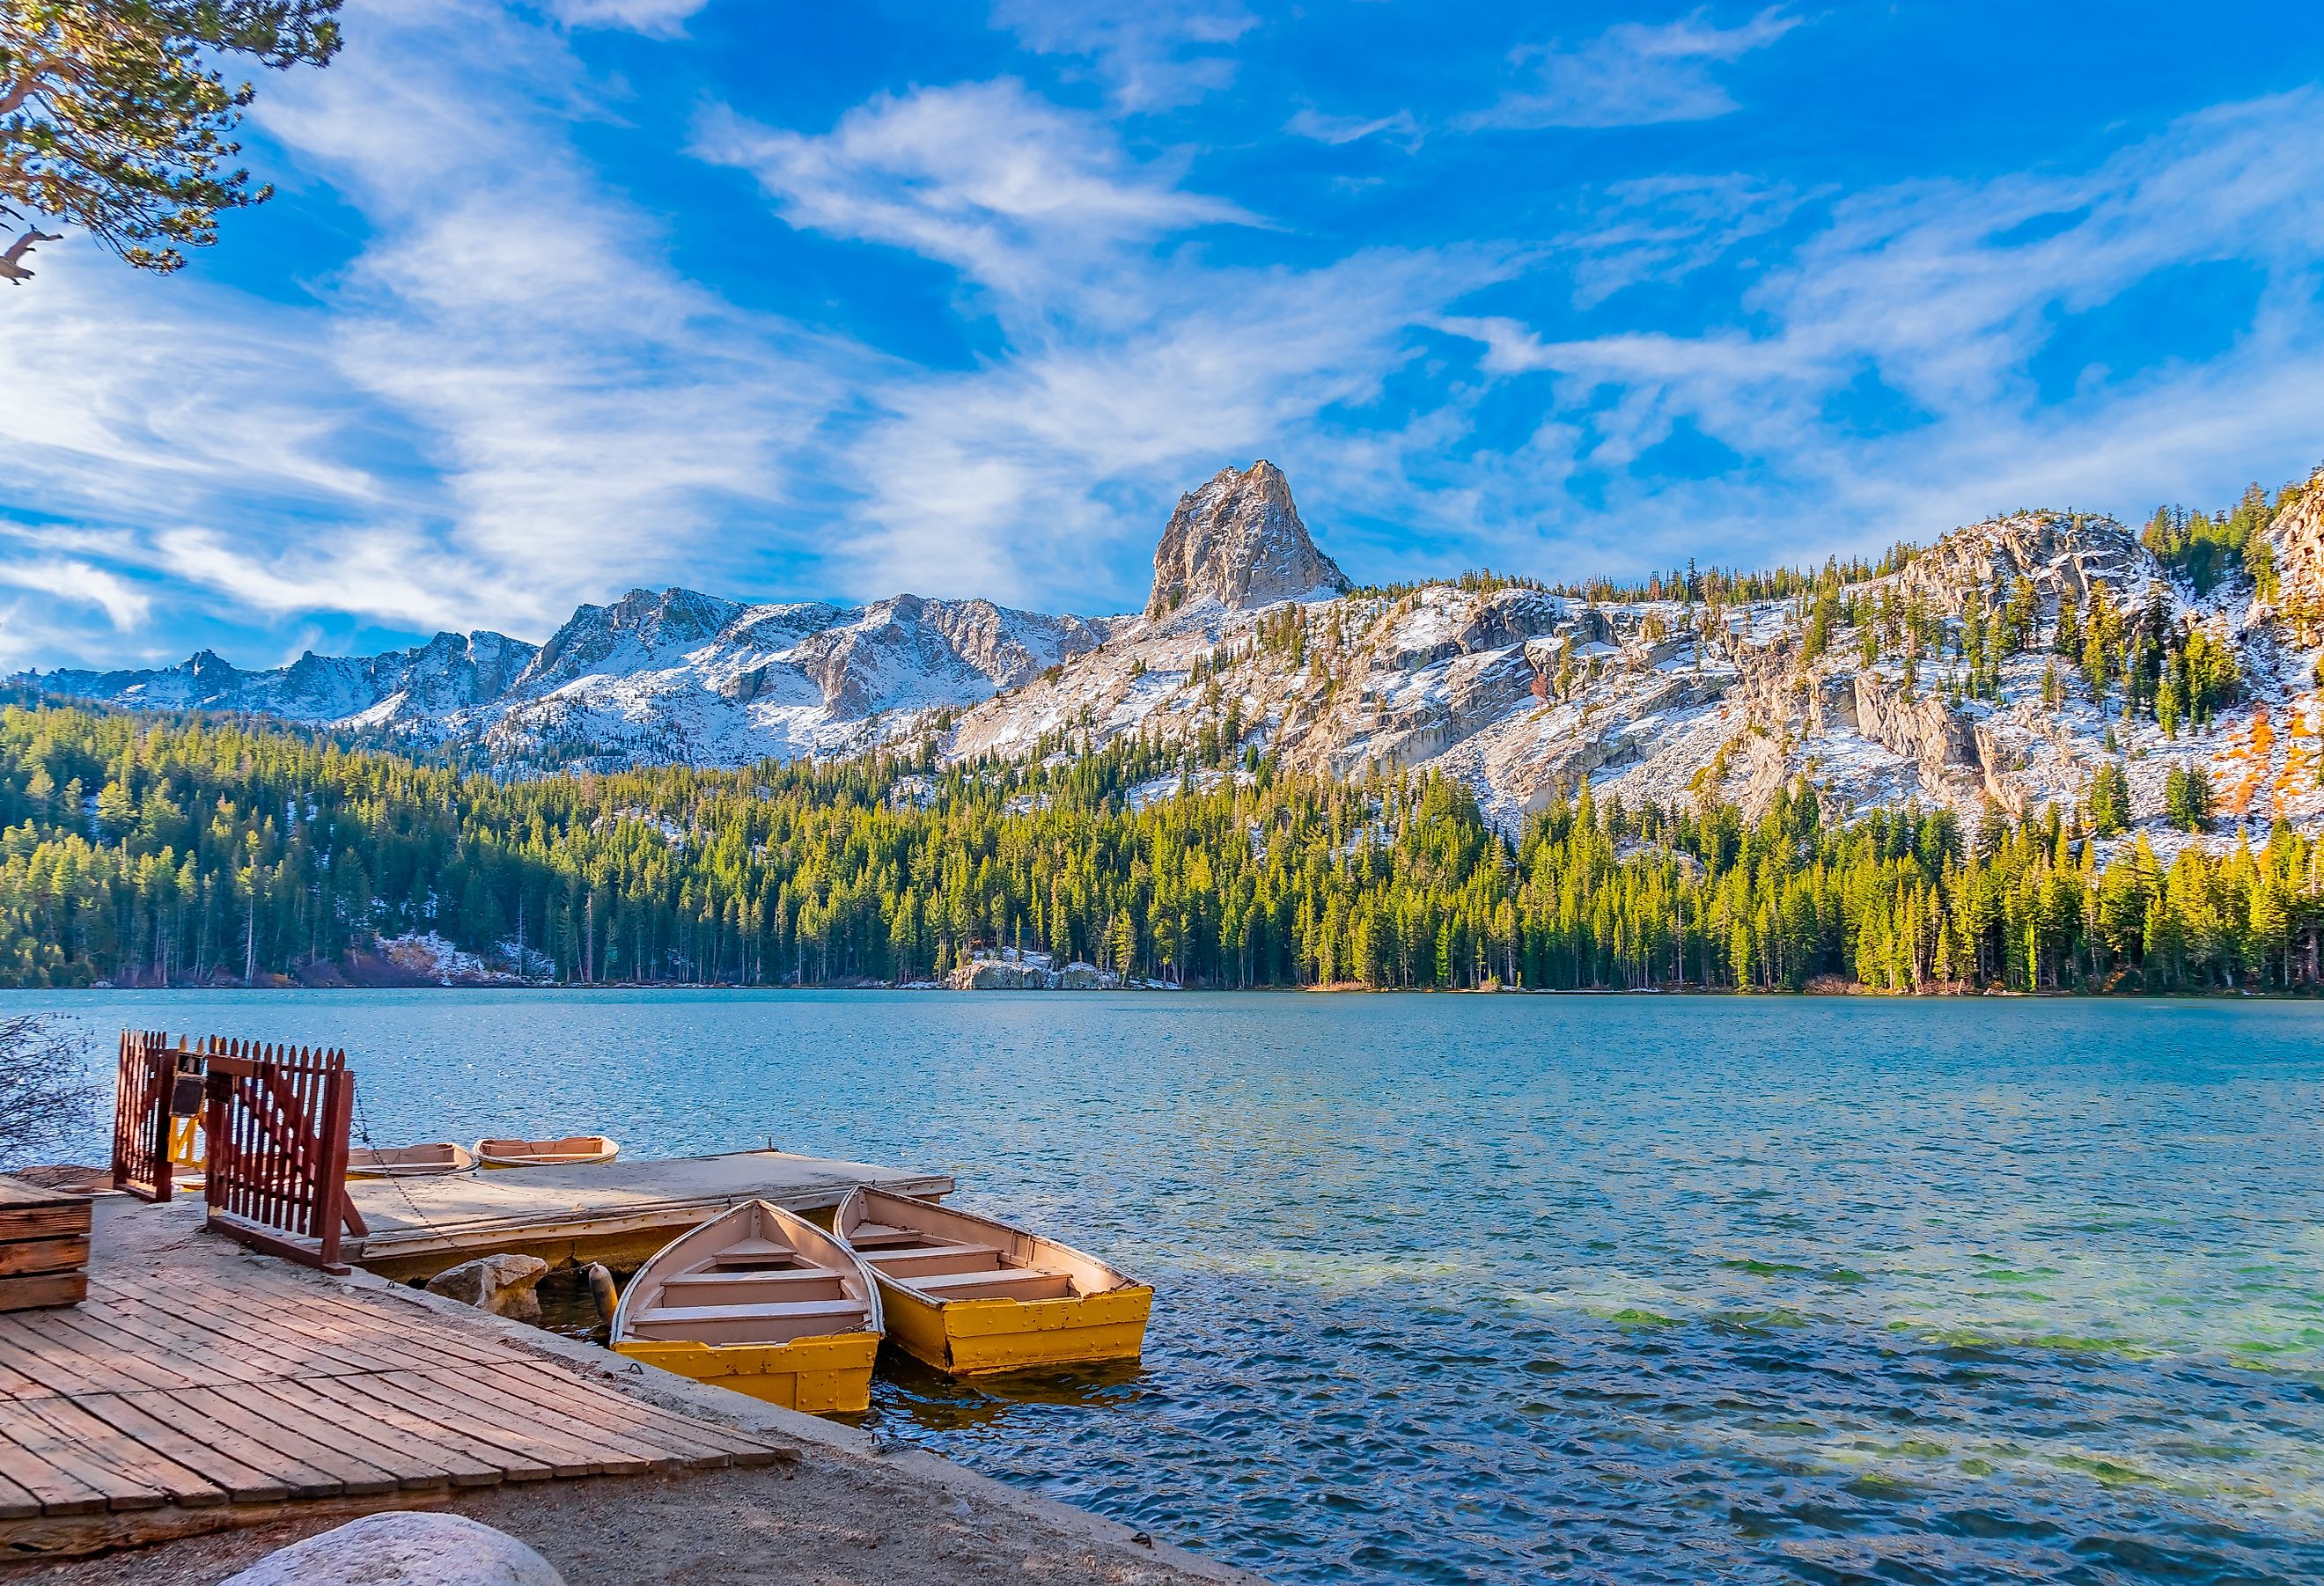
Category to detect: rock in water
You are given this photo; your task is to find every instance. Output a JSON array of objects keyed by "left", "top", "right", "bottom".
[
  {"left": 425, "top": 1253, "right": 551, "bottom": 1321},
  {"left": 1146, "top": 459, "right": 1350, "bottom": 619},
  {"left": 219, "top": 1512, "right": 563, "bottom": 1586}
]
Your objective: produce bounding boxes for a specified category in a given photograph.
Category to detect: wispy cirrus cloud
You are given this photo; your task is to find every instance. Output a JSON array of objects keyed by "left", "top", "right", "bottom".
[
  {"left": 990, "top": 0, "right": 1256, "bottom": 111},
  {"left": 1469, "top": 6, "right": 1802, "bottom": 131},
  {"left": 1561, "top": 173, "right": 1806, "bottom": 306},
  {"left": 0, "top": 0, "right": 864, "bottom": 657},
  {"left": 1433, "top": 89, "right": 2324, "bottom": 577},
  {"left": 0, "top": 556, "right": 151, "bottom": 631},
  {"left": 1285, "top": 106, "right": 1423, "bottom": 151},
  {"left": 708, "top": 78, "right": 1502, "bottom": 606},
  {"left": 699, "top": 78, "right": 1254, "bottom": 305},
  {"left": 544, "top": 0, "right": 710, "bottom": 36}
]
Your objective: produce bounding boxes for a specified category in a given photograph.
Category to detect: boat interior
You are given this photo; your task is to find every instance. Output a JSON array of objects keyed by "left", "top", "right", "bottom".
[
  {"left": 620, "top": 1201, "right": 877, "bottom": 1347},
  {"left": 841, "top": 1190, "right": 1123, "bottom": 1303},
  {"left": 476, "top": 1134, "right": 615, "bottom": 1165},
  {"left": 347, "top": 1142, "right": 472, "bottom": 1177}
]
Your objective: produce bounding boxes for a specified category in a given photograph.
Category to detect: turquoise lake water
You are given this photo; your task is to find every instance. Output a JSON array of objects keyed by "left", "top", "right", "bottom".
[{"left": 8, "top": 989, "right": 2323, "bottom": 1584}]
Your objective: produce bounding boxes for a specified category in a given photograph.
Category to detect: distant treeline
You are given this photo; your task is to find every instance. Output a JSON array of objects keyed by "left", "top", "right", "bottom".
[{"left": 0, "top": 702, "right": 2318, "bottom": 995}]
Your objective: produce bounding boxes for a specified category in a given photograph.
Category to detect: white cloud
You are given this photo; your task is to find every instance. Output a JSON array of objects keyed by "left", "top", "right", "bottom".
[
  {"left": 1285, "top": 107, "right": 1423, "bottom": 150},
  {"left": 0, "top": 0, "right": 864, "bottom": 658},
  {"left": 1561, "top": 173, "right": 1806, "bottom": 306},
  {"left": 1471, "top": 6, "right": 1801, "bottom": 131},
  {"left": 839, "top": 248, "right": 1504, "bottom": 606},
  {"left": 699, "top": 78, "right": 1255, "bottom": 304},
  {"left": 545, "top": 0, "right": 709, "bottom": 36},
  {"left": 991, "top": 0, "right": 1255, "bottom": 111},
  {"left": 0, "top": 558, "right": 151, "bottom": 631},
  {"left": 1433, "top": 89, "right": 2324, "bottom": 576},
  {"left": 708, "top": 78, "right": 1503, "bottom": 606}
]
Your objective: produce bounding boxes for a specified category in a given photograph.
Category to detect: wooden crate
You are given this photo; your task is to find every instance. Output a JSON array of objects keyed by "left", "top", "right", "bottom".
[{"left": 0, "top": 1177, "right": 92, "bottom": 1311}]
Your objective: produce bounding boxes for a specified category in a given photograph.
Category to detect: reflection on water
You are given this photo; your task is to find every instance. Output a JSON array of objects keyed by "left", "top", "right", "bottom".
[
  {"left": 875, "top": 1350, "right": 1148, "bottom": 1434},
  {"left": 13, "top": 988, "right": 2324, "bottom": 1584}
]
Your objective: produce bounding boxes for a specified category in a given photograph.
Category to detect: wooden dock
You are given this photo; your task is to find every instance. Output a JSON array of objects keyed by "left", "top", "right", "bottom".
[
  {"left": 346, "top": 1148, "right": 955, "bottom": 1281},
  {"left": 0, "top": 1193, "right": 799, "bottom": 1557}
]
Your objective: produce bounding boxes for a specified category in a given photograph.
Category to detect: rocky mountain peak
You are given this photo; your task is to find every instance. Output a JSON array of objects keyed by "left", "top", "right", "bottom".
[{"left": 1146, "top": 460, "right": 1351, "bottom": 620}]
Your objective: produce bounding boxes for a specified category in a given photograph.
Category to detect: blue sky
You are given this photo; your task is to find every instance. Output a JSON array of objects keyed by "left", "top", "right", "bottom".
[{"left": 5, "top": 1, "right": 2324, "bottom": 671}]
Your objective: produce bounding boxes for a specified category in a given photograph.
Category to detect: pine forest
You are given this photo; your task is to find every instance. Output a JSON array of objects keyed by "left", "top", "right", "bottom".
[{"left": 2, "top": 700, "right": 2320, "bottom": 995}]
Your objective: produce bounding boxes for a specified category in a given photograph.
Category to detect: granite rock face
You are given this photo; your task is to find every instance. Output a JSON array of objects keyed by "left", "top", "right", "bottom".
[{"left": 1146, "top": 460, "right": 1350, "bottom": 619}]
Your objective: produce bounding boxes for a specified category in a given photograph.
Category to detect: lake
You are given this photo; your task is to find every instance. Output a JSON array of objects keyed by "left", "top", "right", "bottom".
[{"left": 8, "top": 989, "right": 2323, "bottom": 1584}]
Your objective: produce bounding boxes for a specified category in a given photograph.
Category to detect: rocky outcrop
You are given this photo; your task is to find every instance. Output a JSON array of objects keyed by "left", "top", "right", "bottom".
[
  {"left": 1899, "top": 511, "right": 2139, "bottom": 614},
  {"left": 1852, "top": 673, "right": 1980, "bottom": 789},
  {"left": 2266, "top": 468, "right": 2324, "bottom": 630},
  {"left": 425, "top": 1253, "right": 550, "bottom": 1321},
  {"left": 945, "top": 955, "right": 1120, "bottom": 990},
  {"left": 1146, "top": 460, "right": 1350, "bottom": 618},
  {"left": 517, "top": 586, "right": 742, "bottom": 693},
  {"left": 789, "top": 596, "right": 1102, "bottom": 716}
]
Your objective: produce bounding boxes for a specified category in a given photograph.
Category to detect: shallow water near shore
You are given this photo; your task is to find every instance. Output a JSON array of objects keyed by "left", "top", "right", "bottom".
[{"left": 13, "top": 989, "right": 2324, "bottom": 1585}]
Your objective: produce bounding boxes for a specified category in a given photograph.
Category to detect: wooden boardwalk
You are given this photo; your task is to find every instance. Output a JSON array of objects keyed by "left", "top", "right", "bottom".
[{"left": 0, "top": 1197, "right": 794, "bottom": 1555}]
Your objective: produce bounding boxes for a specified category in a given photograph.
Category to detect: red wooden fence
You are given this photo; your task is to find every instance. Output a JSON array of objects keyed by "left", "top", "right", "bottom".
[
  {"left": 202, "top": 1039, "right": 367, "bottom": 1272},
  {"left": 111, "top": 1031, "right": 202, "bottom": 1202}
]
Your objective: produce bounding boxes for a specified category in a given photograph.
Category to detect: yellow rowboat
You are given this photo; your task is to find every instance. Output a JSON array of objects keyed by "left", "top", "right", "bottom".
[
  {"left": 835, "top": 1187, "right": 1151, "bottom": 1376},
  {"left": 611, "top": 1199, "right": 883, "bottom": 1415},
  {"left": 348, "top": 1142, "right": 475, "bottom": 1178},
  {"left": 474, "top": 1134, "right": 618, "bottom": 1169}
]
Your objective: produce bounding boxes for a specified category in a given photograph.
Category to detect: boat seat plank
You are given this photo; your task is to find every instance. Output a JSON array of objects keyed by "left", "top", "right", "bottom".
[
  {"left": 844, "top": 1223, "right": 928, "bottom": 1247},
  {"left": 662, "top": 1267, "right": 848, "bottom": 1288},
  {"left": 861, "top": 1245, "right": 1008, "bottom": 1280},
  {"left": 861, "top": 1242, "right": 998, "bottom": 1262},
  {"left": 905, "top": 1267, "right": 1077, "bottom": 1301},
  {"left": 640, "top": 1298, "right": 864, "bottom": 1325}
]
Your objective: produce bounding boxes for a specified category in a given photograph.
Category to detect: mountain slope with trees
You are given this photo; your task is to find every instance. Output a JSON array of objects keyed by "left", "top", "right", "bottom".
[
  {"left": 27, "top": 456, "right": 2324, "bottom": 882},
  {"left": 2, "top": 699, "right": 2319, "bottom": 994}
]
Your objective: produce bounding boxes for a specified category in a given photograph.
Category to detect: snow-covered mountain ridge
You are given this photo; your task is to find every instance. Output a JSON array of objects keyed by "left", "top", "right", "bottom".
[
  {"left": 25, "top": 584, "right": 1107, "bottom": 771},
  {"left": 20, "top": 457, "right": 2324, "bottom": 857}
]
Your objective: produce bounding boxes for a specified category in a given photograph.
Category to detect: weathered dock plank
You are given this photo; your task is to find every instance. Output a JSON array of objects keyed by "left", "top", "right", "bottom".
[
  {"left": 0, "top": 1194, "right": 798, "bottom": 1559},
  {"left": 344, "top": 1148, "right": 954, "bottom": 1280}
]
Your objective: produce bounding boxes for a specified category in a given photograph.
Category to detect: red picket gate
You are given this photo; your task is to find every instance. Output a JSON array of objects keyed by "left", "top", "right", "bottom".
[
  {"left": 111, "top": 1030, "right": 204, "bottom": 1202},
  {"left": 200, "top": 1039, "right": 368, "bottom": 1273}
]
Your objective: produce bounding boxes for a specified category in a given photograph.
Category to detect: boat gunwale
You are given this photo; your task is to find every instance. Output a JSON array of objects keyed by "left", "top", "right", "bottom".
[
  {"left": 347, "top": 1142, "right": 477, "bottom": 1178},
  {"left": 474, "top": 1134, "right": 620, "bottom": 1169},
  {"left": 612, "top": 1197, "right": 886, "bottom": 1350}
]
